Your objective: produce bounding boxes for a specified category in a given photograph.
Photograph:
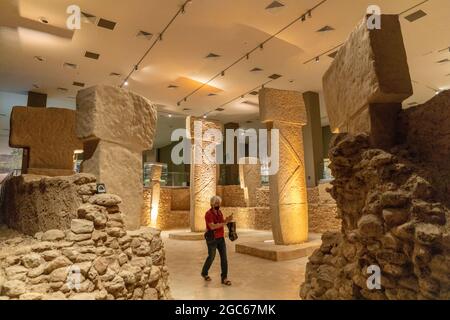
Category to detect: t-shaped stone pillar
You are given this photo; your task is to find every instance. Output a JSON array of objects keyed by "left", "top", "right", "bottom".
[
  {"left": 259, "top": 88, "right": 309, "bottom": 245},
  {"left": 323, "top": 14, "right": 413, "bottom": 149},
  {"left": 76, "top": 85, "right": 157, "bottom": 230},
  {"left": 186, "top": 116, "right": 222, "bottom": 232},
  {"left": 239, "top": 157, "right": 261, "bottom": 207},
  {"left": 9, "top": 107, "right": 83, "bottom": 176},
  {"left": 142, "top": 163, "right": 164, "bottom": 228}
]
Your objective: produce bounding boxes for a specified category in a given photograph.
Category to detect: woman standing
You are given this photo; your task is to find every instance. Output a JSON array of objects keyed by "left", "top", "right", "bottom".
[{"left": 201, "top": 196, "right": 233, "bottom": 286}]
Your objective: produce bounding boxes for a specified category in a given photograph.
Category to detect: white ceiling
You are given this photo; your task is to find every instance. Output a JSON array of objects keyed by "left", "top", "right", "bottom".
[{"left": 1, "top": 0, "right": 450, "bottom": 149}]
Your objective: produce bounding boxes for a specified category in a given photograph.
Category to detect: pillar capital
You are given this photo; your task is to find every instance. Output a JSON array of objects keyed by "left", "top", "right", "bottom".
[{"left": 259, "top": 88, "right": 307, "bottom": 126}]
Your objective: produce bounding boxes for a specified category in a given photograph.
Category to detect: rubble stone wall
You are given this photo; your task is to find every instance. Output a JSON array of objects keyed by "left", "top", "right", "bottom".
[
  {"left": 0, "top": 175, "right": 92, "bottom": 235},
  {"left": 300, "top": 134, "right": 450, "bottom": 300},
  {"left": 0, "top": 175, "right": 171, "bottom": 300}
]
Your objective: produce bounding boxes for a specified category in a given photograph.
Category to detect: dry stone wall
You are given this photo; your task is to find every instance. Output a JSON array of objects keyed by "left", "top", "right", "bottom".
[
  {"left": 0, "top": 174, "right": 170, "bottom": 300},
  {"left": 0, "top": 174, "right": 94, "bottom": 235},
  {"left": 300, "top": 134, "right": 450, "bottom": 300}
]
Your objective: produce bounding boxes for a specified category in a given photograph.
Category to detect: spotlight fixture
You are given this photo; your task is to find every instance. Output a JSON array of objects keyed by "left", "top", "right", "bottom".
[
  {"left": 301, "top": 15, "right": 306, "bottom": 22},
  {"left": 203, "top": 115, "right": 207, "bottom": 119},
  {"left": 124, "top": 81, "right": 129, "bottom": 86},
  {"left": 315, "top": 56, "right": 320, "bottom": 62},
  {"left": 177, "top": 102, "right": 181, "bottom": 106},
  {"left": 221, "top": 71, "right": 225, "bottom": 77},
  {"left": 39, "top": 17, "right": 49, "bottom": 24},
  {"left": 308, "top": 10, "right": 312, "bottom": 18},
  {"left": 134, "top": 65, "right": 139, "bottom": 71},
  {"left": 159, "top": 33, "right": 163, "bottom": 41},
  {"left": 184, "top": 98, "right": 187, "bottom": 102},
  {"left": 246, "top": 53, "right": 250, "bottom": 60},
  {"left": 259, "top": 43, "right": 264, "bottom": 50},
  {"left": 168, "top": 114, "right": 172, "bottom": 118}
]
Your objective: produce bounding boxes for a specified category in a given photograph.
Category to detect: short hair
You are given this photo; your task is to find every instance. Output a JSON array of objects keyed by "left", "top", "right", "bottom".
[{"left": 210, "top": 195, "right": 222, "bottom": 206}]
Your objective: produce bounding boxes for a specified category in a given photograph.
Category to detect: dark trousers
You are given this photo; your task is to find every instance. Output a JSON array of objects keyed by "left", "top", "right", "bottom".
[{"left": 201, "top": 237, "right": 228, "bottom": 280}]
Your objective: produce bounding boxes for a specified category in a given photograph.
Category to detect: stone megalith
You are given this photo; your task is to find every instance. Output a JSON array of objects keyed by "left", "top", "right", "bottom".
[
  {"left": 142, "top": 163, "right": 164, "bottom": 228},
  {"left": 323, "top": 14, "right": 413, "bottom": 148},
  {"left": 259, "top": 88, "right": 309, "bottom": 245},
  {"left": 239, "top": 157, "right": 261, "bottom": 207},
  {"left": 186, "top": 116, "right": 222, "bottom": 232},
  {"left": 9, "top": 107, "right": 82, "bottom": 176},
  {"left": 76, "top": 85, "right": 157, "bottom": 230}
]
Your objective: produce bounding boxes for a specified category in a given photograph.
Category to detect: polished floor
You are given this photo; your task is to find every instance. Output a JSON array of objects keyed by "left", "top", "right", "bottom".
[{"left": 161, "top": 230, "right": 309, "bottom": 300}]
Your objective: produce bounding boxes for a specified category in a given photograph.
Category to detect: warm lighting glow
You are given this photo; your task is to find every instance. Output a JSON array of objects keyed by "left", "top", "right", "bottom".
[{"left": 74, "top": 149, "right": 84, "bottom": 154}]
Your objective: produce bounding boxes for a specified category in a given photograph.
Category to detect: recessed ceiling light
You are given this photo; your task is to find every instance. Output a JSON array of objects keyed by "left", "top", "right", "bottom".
[
  {"left": 110, "top": 72, "right": 121, "bottom": 77},
  {"left": 265, "top": 1, "right": 285, "bottom": 10},
  {"left": 203, "top": 115, "right": 207, "bottom": 119},
  {"left": 215, "top": 108, "right": 224, "bottom": 112},
  {"left": 73, "top": 81, "right": 85, "bottom": 87},
  {"left": 249, "top": 91, "right": 259, "bottom": 96},
  {"left": 168, "top": 114, "right": 172, "bottom": 118},
  {"left": 317, "top": 25, "right": 335, "bottom": 32},
  {"left": 328, "top": 51, "right": 338, "bottom": 59},
  {"left": 57, "top": 87, "right": 68, "bottom": 92},
  {"left": 205, "top": 53, "right": 221, "bottom": 59},
  {"left": 124, "top": 81, "right": 129, "bottom": 86},
  {"left": 268, "top": 73, "right": 282, "bottom": 80},
  {"left": 250, "top": 67, "right": 263, "bottom": 72},
  {"left": 85, "top": 51, "right": 100, "bottom": 60},
  {"left": 183, "top": 108, "right": 191, "bottom": 111},
  {"left": 63, "top": 62, "right": 78, "bottom": 69},
  {"left": 405, "top": 10, "right": 427, "bottom": 22},
  {"left": 437, "top": 58, "right": 450, "bottom": 64},
  {"left": 208, "top": 93, "right": 217, "bottom": 96},
  {"left": 81, "top": 12, "right": 97, "bottom": 24},
  {"left": 34, "top": 56, "right": 45, "bottom": 62},
  {"left": 39, "top": 17, "right": 49, "bottom": 24},
  {"left": 97, "top": 18, "right": 116, "bottom": 30},
  {"left": 168, "top": 85, "right": 179, "bottom": 89},
  {"left": 32, "top": 84, "right": 39, "bottom": 89},
  {"left": 137, "top": 31, "right": 153, "bottom": 40}
]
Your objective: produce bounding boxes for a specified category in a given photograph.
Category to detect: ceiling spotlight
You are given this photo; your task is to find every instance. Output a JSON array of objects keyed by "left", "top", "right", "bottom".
[
  {"left": 203, "top": 115, "right": 207, "bottom": 119},
  {"left": 315, "top": 56, "right": 320, "bottom": 62},
  {"left": 221, "top": 71, "right": 225, "bottom": 77},
  {"left": 134, "top": 65, "right": 139, "bottom": 71},
  {"left": 184, "top": 98, "right": 187, "bottom": 102},
  {"left": 241, "top": 95, "right": 245, "bottom": 99},
  {"left": 34, "top": 56, "right": 45, "bottom": 62},
  {"left": 259, "top": 43, "right": 264, "bottom": 50},
  {"left": 246, "top": 53, "right": 250, "bottom": 60},
  {"left": 124, "top": 81, "right": 129, "bottom": 86},
  {"left": 168, "top": 114, "right": 172, "bottom": 118},
  {"left": 301, "top": 15, "right": 306, "bottom": 22},
  {"left": 308, "top": 10, "right": 312, "bottom": 18},
  {"left": 177, "top": 102, "right": 181, "bottom": 106},
  {"left": 159, "top": 33, "right": 163, "bottom": 41}
]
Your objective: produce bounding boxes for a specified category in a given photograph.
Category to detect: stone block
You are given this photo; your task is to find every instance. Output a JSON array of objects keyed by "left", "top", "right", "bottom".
[
  {"left": 9, "top": 107, "right": 83, "bottom": 176},
  {"left": 259, "top": 88, "right": 307, "bottom": 125},
  {"left": 239, "top": 157, "right": 261, "bottom": 207},
  {"left": 76, "top": 86, "right": 157, "bottom": 230},
  {"left": 323, "top": 15, "right": 412, "bottom": 136}
]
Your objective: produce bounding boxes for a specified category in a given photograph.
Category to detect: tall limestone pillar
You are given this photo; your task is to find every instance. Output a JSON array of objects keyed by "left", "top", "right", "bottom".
[
  {"left": 239, "top": 157, "right": 261, "bottom": 207},
  {"left": 142, "top": 163, "right": 163, "bottom": 228},
  {"left": 76, "top": 85, "right": 157, "bottom": 230},
  {"left": 259, "top": 88, "right": 309, "bottom": 245},
  {"left": 187, "top": 117, "right": 222, "bottom": 232}
]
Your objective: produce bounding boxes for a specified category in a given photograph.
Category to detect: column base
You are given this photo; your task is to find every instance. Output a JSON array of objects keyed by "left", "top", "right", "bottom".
[{"left": 235, "top": 233, "right": 322, "bottom": 261}]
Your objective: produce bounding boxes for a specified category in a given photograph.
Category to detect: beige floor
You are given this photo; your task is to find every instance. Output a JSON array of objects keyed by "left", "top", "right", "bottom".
[{"left": 162, "top": 230, "right": 309, "bottom": 300}]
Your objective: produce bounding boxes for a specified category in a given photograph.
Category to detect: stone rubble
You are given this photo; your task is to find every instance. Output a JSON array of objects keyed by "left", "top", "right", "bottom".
[
  {"left": 0, "top": 174, "right": 171, "bottom": 300},
  {"left": 300, "top": 134, "right": 450, "bottom": 300}
]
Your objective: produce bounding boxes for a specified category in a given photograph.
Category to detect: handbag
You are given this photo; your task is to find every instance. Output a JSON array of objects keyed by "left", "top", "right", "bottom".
[
  {"left": 204, "top": 229, "right": 215, "bottom": 241},
  {"left": 227, "top": 222, "right": 238, "bottom": 242}
]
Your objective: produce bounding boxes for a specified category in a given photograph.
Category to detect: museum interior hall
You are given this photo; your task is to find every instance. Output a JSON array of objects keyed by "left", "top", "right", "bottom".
[{"left": 0, "top": 0, "right": 449, "bottom": 301}]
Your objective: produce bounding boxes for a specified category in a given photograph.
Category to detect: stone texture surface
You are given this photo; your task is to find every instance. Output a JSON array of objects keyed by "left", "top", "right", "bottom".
[
  {"left": 300, "top": 133, "right": 450, "bottom": 300},
  {"left": 259, "top": 88, "right": 309, "bottom": 245},
  {"left": 186, "top": 117, "right": 222, "bottom": 232},
  {"left": 217, "top": 185, "right": 248, "bottom": 208},
  {"left": 0, "top": 191, "right": 171, "bottom": 300},
  {"left": 308, "top": 183, "right": 341, "bottom": 234},
  {"left": 141, "top": 164, "right": 163, "bottom": 228},
  {"left": 9, "top": 107, "right": 83, "bottom": 176},
  {"left": 239, "top": 158, "right": 262, "bottom": 207},
  {"left": 76, "top": 85, "right": 157, "bottom": 230},
  {"left": 0, "top": 174, "right": 96, "bottom": 235},
  {"left": 323, "top": 15, "right": 412, "bottom": 136}
]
